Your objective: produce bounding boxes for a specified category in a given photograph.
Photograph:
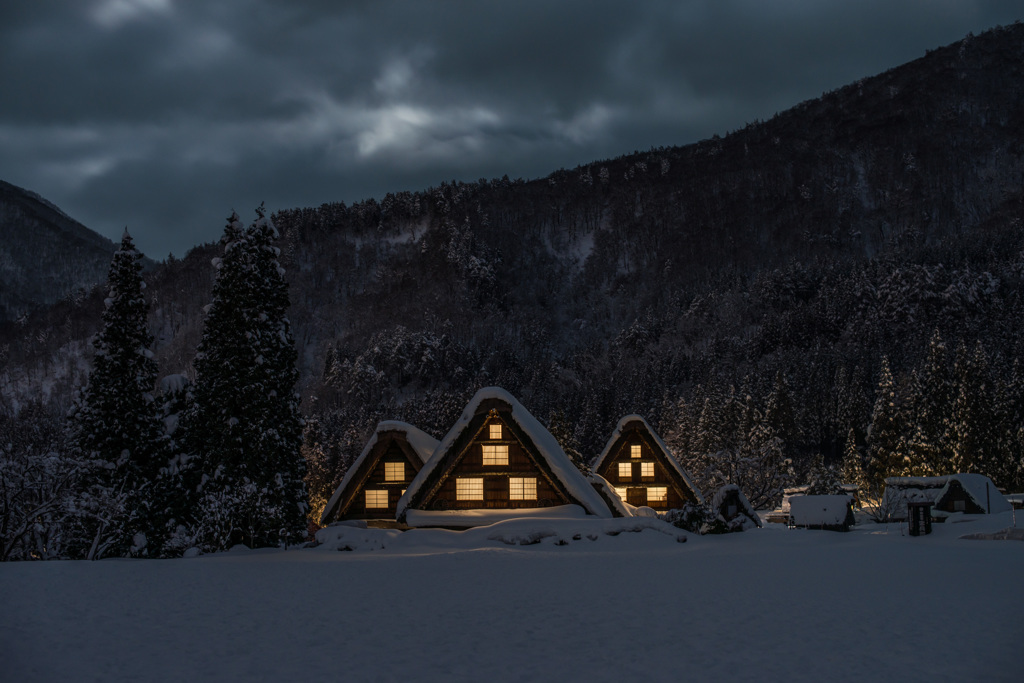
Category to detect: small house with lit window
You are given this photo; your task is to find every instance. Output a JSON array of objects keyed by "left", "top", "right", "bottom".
[
  {"left": 319, "top": 421, "right": 439, "bottom": 526},
  {"left": 592, "top": 415, "right": 704, "bottom": 511},
  {"left": 396, "top": 387, "right": 613, "bottom": 528}
]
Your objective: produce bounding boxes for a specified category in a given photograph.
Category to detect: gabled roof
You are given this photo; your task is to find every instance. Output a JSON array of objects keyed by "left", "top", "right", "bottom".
[
  {"left": 710, "top": 484, "right": 761, "bottom": 527},
  {"left": 593, "top": 414, "right": 704, "bottom": 505},
  {"left": 397, "top": 387, "right": 612, "bottom": 521},
  {"left": 882, "top": 474, "right": 1011, "bottom": 517},
  {"left": 319, "top": 420, "right": 438, "bottom": 525}
]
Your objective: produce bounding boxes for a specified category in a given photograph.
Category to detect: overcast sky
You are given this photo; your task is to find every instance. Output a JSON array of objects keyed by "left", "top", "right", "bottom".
[{"left": 1, "top": 1, "right": 1020, "bottom": 259}]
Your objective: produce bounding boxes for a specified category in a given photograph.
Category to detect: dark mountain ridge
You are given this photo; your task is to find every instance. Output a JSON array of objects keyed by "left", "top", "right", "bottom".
[
  {"left": 4, "top": 23, "right": 1024, "bottom": 498},
  {"left": 0, "top": 180, "right": 117, "bottom": 321}
]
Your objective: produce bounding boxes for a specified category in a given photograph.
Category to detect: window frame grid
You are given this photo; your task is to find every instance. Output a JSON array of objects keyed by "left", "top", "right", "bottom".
[
  {"left": 481, "top": 443, "right": 509, "bottom": 466},
  {"left": 456, "top": 477, "right": 485, "bottom": 501}
]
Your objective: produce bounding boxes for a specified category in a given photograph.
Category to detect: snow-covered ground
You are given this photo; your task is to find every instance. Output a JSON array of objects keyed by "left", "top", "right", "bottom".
[{"left": 2, "top": 513, "right": 1022, "bottom": 682}]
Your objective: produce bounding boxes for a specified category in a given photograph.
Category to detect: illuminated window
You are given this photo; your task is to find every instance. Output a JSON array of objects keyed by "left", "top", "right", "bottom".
[
  {"left": 614, "top": 487, "right": 629, "bottom": 500},
  {"left": 365, "top": 489, "right": 389, "bottom": 509},
  {"left": 489, "top": 423, "right": 502, "bottom": 439},
  {"left": 509, "top": 477, "right": 537, "bottom": 500},
  {"left": 647, "top": 487, "right": 668, "bottom": 504},
  {"left": 456, "top": 478, "right": 484, "bottom": 501},
  {"left": 617, "top": 462, "right": 632, "bottom": 480},
  {"left": 482, "top": 444, "right": 508, "bottom": 465},
  {"left": 631, "top": 444, "right": 642, "bottom": 459},
  {"left": 640, "top": 462, "right": 654, "bottom": 478},
  {"left": 384, "top": 462, "right": 405, "bottom": 482}
]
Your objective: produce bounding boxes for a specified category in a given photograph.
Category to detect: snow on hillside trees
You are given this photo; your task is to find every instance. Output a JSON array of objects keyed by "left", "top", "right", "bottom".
[
  {"left": 0, "top": 401, "right": 78, "bottom": 561},
  {"left": 178, "top": 207, "right": 307, "bottom": 552},
  {"left": 65, "top": 232, "right": 173, "bottom": 559}
]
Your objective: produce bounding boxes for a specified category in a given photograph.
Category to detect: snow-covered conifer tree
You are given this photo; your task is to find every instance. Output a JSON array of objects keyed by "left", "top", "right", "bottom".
[
  {"left": 902, "top": 330, "right": 953, "bottom": 476},
  {"left": 866, "top": 357, "right": 902, "bottom": 497},
  {"left": 182, "top": 208, "right": 307, "bottom": 551},
  {"left": 67, "top": 231, "right": 170, "bottom": 559}
]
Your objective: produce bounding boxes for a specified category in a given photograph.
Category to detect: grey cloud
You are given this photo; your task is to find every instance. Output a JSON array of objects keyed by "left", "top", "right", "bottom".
[{"left": 1, "top": 0, "right": 1020, "bottom": 258}]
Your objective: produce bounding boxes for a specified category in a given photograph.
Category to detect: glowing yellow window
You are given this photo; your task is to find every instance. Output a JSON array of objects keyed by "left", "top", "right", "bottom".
[
  {"left": 482, "top": 444, "right": 508, "bottom": 465},
  {"left": 384, "top": 462, "right": 405, "bottom": 482},
  {"left": 509, "top": 477, "right": 537, "bottom": 500},
  {"left": 489, "top": 423, "right": 502, "bottom": 439},
  {"left": 647, "top": 487, "right": 668, "bottom": 504},
  {"left": 456, "top": 478, "right": 484, "bottom": 501},
  {"left": 614, "top": 487, "right": 629, "bottom": 500},
  {"left": 365, "top": 489, "right": 389, "bottom": 509},
  {"left": 631, "top": 444, "right": 642, "bottom": 459},
  {"left": 640, "top": 462, "right": 654, "bottom": 478},
  {"left": 617, "top": 462, "right": 632, "bottom": 480}
]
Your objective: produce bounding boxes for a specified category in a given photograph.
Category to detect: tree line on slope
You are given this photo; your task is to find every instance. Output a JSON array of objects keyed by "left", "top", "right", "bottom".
[{"left": 0, "top": 209, "right": 307, "bottom": 561}]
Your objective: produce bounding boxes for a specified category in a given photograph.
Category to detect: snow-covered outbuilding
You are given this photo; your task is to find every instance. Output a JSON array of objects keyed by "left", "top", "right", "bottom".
[
  {"left": 882, "top": 474, "right": 1010, "bottom": 521},
  {"left": 396, "top": 387, "right": 613, "bottom": 528},
  {"left": 706, "top": 484, "right": 762, "bottom": 532},
  {"left": 789, "top": 495, "right": 856, "bottom": 532},
  {"left": 319, "top": 421, "right": 438, "bottom": 525},
  {"left": 592, "top": 415, "right": 704, "bottom": 511}
]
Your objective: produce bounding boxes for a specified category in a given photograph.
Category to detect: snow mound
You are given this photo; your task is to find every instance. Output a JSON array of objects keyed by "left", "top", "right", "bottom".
[
  {"left": 314, "top": 517, "right": 688, "bottom": 552},
  {"left": 960, "top": 526, "right": 1024, "bottom": 541}
]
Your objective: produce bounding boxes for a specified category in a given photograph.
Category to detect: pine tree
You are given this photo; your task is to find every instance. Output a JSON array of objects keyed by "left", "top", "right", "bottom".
[
  {"left": 182, "top": 208, "right": 307, "bottom": 551},
  {"left": 67, "top": 231, "right": 170, "bottom": 559},
  {"left": 903, "top": 330, "right": 954, "bottom": 476},
  {"left": 841, "top": 427, "right": 866, "bottom": 490},
  {"left": 547, "top": 408, "right": 588, "bottom": 473},
  {"left": 866, "top": 357, "right": 902, "bottom": 497},
  {"left": 950, "top": 341, "right": 992, "bottom": 476}
]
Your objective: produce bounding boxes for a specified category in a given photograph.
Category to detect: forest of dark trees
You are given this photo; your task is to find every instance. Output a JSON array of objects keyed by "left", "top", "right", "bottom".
[{"left": 3, "top": 24, "right": 1024, "bottom": 552}]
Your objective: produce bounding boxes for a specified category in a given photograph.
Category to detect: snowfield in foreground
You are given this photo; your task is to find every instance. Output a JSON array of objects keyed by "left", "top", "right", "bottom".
[{"left": 3, "top": 514, "right": 1022, "bottom": 682}]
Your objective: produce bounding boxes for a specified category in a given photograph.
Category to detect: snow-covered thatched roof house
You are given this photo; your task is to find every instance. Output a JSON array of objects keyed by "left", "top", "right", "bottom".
[
  {"left": 396, "top": 387, "right": 613, "bottom": 528},
  {"left": 706, "top": 484, "right": 762, "bottom": 533},
  {"left": 882, "top": 474, "right": 1010, "bottom": 521},
  {"left": 320, "top": 421, "right": 438, "bottom": 525},
  {"left": 592, "top": 415, "right": 703, "bottom": 511}
]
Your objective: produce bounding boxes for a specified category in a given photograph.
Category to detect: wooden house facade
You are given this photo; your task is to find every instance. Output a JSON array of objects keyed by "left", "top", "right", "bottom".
[
  {"left": 319, "top": 421, "right": 438, "bottom": 525},
  {"left": 592, "top": 415, "right": 703, "bottom": 511},
  {"left": 397, "top": 387, "right": 612, "bottom": 527}
]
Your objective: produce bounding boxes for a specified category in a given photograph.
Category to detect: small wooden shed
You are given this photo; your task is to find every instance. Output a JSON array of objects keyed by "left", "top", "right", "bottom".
[
  {"left": 592, "top": 415, "right": 704, "bottom": 511},
  {"left": 319, "top": 421, "right": 438, "bottom": 525},
  {"left": 706, "top": 484, "right": 762, "bottom": 532},
  {"left": 397, "top": 387, "right": 612, "bottom": 528}
]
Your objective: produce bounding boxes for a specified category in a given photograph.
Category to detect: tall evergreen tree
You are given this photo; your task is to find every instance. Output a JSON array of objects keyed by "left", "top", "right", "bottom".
[
  {"left": 182, "top": 208, "right": 307, "bottom": 551},
  {"left": 866, "top": 357, "right": 902, "bottom": 498},
  {"left": 67, "top": 231, "right": 170, "bottom": 559},
  {"left": 903, "top": 330, "right": 954, "bottom": 476}
]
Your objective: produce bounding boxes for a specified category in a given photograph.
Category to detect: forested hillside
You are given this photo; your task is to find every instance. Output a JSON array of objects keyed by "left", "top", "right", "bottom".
[
  {"left": 3, "top": 24, "right": 1024, "bottom": 529},
  {"left": 0, "top": 180, "right": 117, "bottom": 322}
]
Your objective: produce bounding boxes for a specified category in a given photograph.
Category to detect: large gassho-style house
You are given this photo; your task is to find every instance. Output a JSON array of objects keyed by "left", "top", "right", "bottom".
[
  {"left": 592, "top": 415, "right": 704, "bottom": 511},
  {"left": 396, "top": 387, "right": 612, "bottom": 528},
  {"left": 319, "top": 421, "right": 439, "bottom": 525}
]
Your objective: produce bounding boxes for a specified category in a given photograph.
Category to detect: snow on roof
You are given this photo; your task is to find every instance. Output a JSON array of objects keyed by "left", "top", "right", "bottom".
[
  {"left": 592, "top": 414, "right": 704, "bottom": 505},
  {"left": 882, "top": 474, "right": 1011, "bottom": 518},
  {"left": 319, "top": 421, "right": 439, "bottom": 525},
  {"left": 937, "top": 473, "right": 1011, "bottom": 514},
  {"left": 789, "top": 495, "right": 853, "bottom": 527},
  {"left": 710, "top": 484, "right": 761, "bottom": 526},
  {"left": 586, "top": 472, "right": 633, "bottom": 518},
  {"left": 397, "top": 387, "right": 612, "bottom": 520}
]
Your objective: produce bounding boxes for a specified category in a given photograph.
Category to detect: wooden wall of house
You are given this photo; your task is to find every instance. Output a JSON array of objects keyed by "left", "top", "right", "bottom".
[
  {"left": 428, "top": 416, "right": 567, "bottom": 510},
  {"left": 935, "top": 480, "right": 987, "bottom": 515},
  {"left": 345, "top": 438, "right": 421, "bottom": 519},
  {"left": 596, "top": 430, "right": 693, "bottom": 510}
]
